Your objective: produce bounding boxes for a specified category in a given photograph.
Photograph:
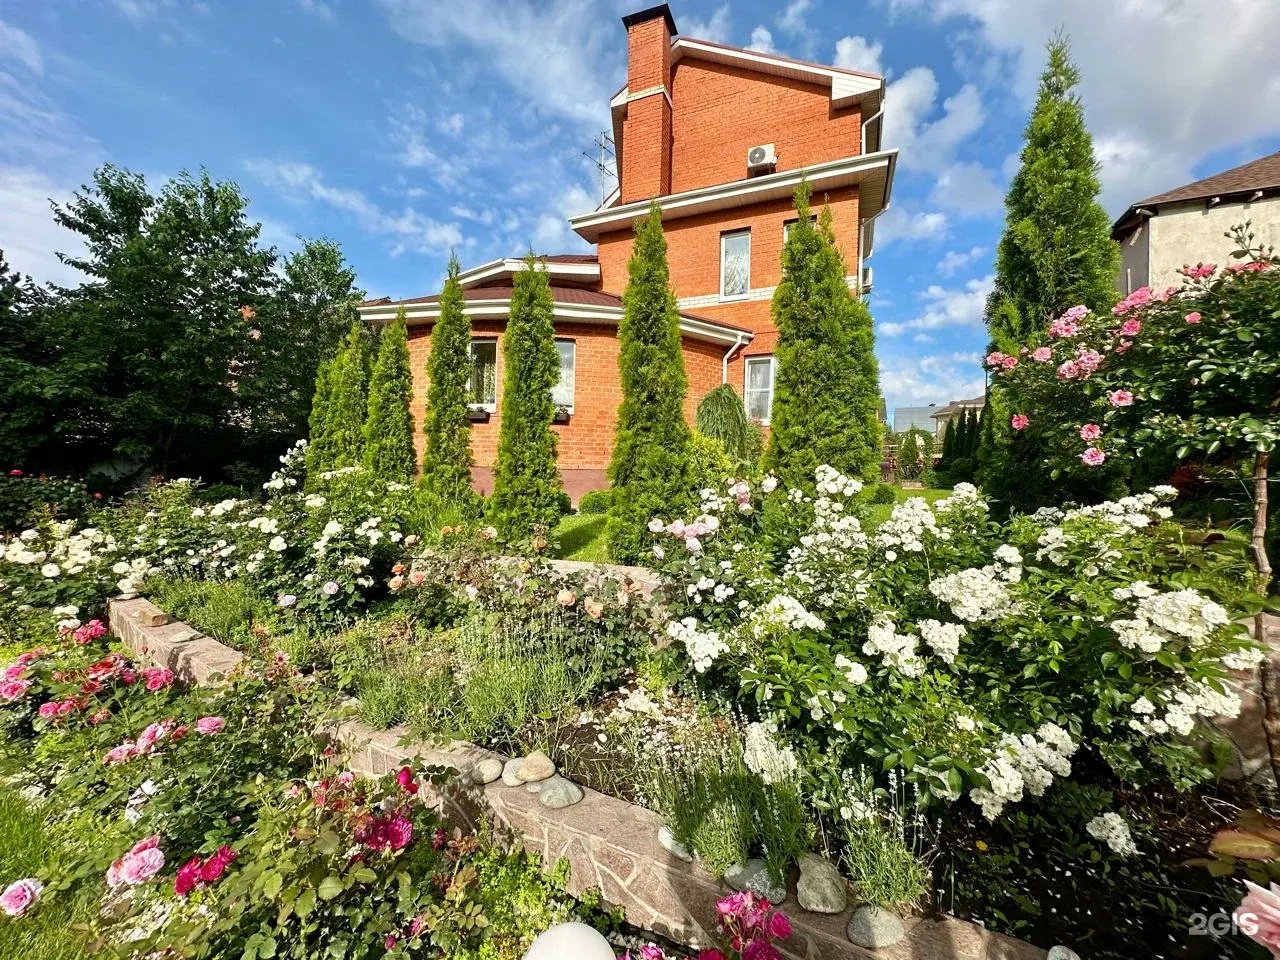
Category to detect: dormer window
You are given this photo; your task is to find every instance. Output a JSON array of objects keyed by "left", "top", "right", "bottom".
[{"left": 720, "top": 229, "right": 751, "bottom": 300}]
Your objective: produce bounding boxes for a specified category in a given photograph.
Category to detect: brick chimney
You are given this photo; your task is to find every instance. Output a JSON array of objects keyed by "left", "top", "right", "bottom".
[{"left": 619, "top": 4, "right": 676, "bottom": 203}]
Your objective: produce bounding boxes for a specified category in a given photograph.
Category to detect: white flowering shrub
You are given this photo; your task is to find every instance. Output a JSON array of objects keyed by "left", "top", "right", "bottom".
[{"left": 650, "top": 471, "right": 1258, "bottom": 821}]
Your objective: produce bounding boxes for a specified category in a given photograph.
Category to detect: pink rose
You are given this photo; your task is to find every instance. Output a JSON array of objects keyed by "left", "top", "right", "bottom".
[
  {"left": 583, "top": 597, "right": 604, "bottom": 620},
  {"left": 697, "top": 952, "right": 726, "bottom": 960},
  {"left": 984, "top": 351, "right": 1007, "bottom": 368},
  {"left": 143, "top": 668, "right": 174, "bottom": 692},
  {"left": 1031, "top": 346, "right": 1052, "bottom": 363},
  {"left": 0, "top": 878, "right": 42, "bottom": 918},
  {"left": 385, "top": 934, "right": 399, "bottom": 951},
  {"left": 639, "top": 946, "right": 665, "bottom": 960},
  {"left": 1108, "top": 389, "right": 1134, "bottom": 408},
  {"left": 396, "top": 766, "right": 419, "bottom": 795},
  {"left": 408, "top": 570, "right": 425, "bottom": 586},
  {"left": 1119, "top": 319, "right": 1141, "bottom": 337},
  {"left": 1010, "top": 414, "right": 1029, "bottom": 431},
  {"left": 120, "top": 847, "right": 165, "bottom": 886},
  {"left": 1048, "top": 318, "right": 1079, "bottom": 338},
  {"left": 37, "top": 702, "right": 59, "bottom": 719},
  {"left": 1081, "top": 447, "right": 1107, "bottom": 467},
  {"left": 556, "top": 589, "right": 576, "bottom": 607},
  {"left": 195, "top": 716, "right": 225, "bottom": 736},
  {"left": 767, "top": 910, "right": 793, "bottom": 939},
  {"left": 1000, "top": 355, "right": 1017, "bottom": 370},
  {"left": 389, "top": 576, "right": 405, "bottom": 591},
  {"left": 130, "top": 835, "right": 161, "bottom": 854},
  {"left": 174, "top": 856, "right": 202, "bottom": 897},
  {"left": 198, "top": 847, "right": 236, "bottom": 883},
  {"left": 322, "top": 580, "right": 340, "bottom": 596},
  {"left": 277, "top": 594, "right": 297, "bottom": 608},
  {"left": 1237, "top": 880, "right": 1280, "bottom": 953},
  {"left": 0, "top": 679, "right": 30, "bottom": 701},
  {"left": 337, "top": 771, "right": 356, "bottom": 788},
  {"left": 1056, "top": 360, "right": 1080, "bottom": 380},
  {"left": 1185, "top": 311, "right": 1201, "bottom": 324},
  {"left": 3, "top": 664, "right": 25, "bottom": 680},
  {"left": 104, "top": 742, "right": 137, "bottom": 765},
  {"left": 387, "top": 817, "right": 413, "bottom": 851},
  {"left": 1079, "top": 423, "right": 1102, "bottom": 441},
  {"left": 1076, "top": 349, "right": 1103, "bottom": 372}
]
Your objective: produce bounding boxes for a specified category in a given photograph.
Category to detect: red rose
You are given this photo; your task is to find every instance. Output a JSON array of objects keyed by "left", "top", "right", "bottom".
[{"left": 174, "top": 857, "right": 202, "bottom": 897}]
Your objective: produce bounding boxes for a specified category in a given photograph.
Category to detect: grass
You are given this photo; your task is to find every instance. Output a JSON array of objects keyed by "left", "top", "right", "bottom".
[
  {"left": 0, "top": 787, "right": 98, "bottom": 960},
  {"left": 865, "top": 486, "right": 952, "bottom": 530},
  {"left": 554, "top": 513, "right": 609, "bottom": 563}
]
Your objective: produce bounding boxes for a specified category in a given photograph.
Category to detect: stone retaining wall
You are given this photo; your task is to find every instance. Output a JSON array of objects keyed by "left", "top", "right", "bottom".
[{"left": 108, "top": 595, "right": 1043, "bottom": 960}]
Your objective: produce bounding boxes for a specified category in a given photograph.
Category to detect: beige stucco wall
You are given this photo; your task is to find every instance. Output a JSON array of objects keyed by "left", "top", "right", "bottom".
[
  {"left": 1118, "top": 219, "right": 1151, "bottom": 293},
  {"left": 1134, "top": 197, "right": 1280, "bottom": 292}
]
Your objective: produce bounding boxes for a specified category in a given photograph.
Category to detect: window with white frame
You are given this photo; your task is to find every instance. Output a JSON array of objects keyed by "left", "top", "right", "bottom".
[
  {"left": 720, "top": 229, "right": 751, "bottom": 299},
  {"left": 744, "top": 356, "right": 776, "bottom": 424},
  {"left": 783, "top": 215, "right": 817, "bottom": 242},
  {"left": 552, "top": 339, "right": 576, "bottom": 411},
  {"left": 468, "top": 339, "right": 498, "bottom": 409}
]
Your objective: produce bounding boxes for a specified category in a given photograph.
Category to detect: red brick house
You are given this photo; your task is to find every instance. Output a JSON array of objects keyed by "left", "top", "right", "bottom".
[{"left": 358, "top": 3, "right": 897, "bottom": 495}]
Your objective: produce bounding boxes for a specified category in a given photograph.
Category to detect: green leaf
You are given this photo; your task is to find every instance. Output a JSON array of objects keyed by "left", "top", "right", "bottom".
[
  {"left": 353, "top": 867, "right": 377, "bottom": 884},
  {"left": 263, "top": 871, "right": 284, "bottom": 900},
  {"left": 294, "top": 888, "right": 316, "bottom": 919},
  {"left": 317, "top": 875, "right": 344, "bottom": 901}
]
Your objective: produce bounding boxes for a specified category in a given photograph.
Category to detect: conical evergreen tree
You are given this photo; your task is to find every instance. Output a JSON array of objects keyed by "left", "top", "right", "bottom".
[
  {"left": 965, "top": 408, "right": 981, "bottom": 458},
  {"left": 979, "top": 34, "right": 1119, "bottom": 510},
  {"left": 489, "top": 256, "right": 564, "bottom": 540},
  {"left": 984, "top": 34, "right": 1119, "bottom": 348},
  {"left": 305, "top": 354, "right": 336, "bottom": 478},
  {"left": 606, "top": 202, "right": 692, "bottom": 563},
  {"left": 326, "top": 323, "right": 370, "bottom": 471},
  {"left": 363, "top": 307, "right": 415, "bottom": 482},
  {"left": 421, "top": 256, "right": 476, "bottom": 511},
  {"left": 940, "top": 416, "right": 957, "bottom": 465},
  {"left": 765, "top": 185, "right": 882, "bottom": 487}
]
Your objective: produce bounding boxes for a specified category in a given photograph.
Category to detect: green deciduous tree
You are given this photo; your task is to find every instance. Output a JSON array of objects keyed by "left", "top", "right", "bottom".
[
  {"left": 489, "top": 257, "right": 564, "bottom": 541},
  {"left": 0, "top": 252, "right": 50, "bottom": 468},
  {"left": 606, "top": 203, "right": 693, "bottom": 563},
  {"left": 765, "top": 186, "right": 882, "bottom": 487},
  {"left": 363, "top": 308, "right": 415, "bottom": 482},
  {"left": 421, "top": 257, "right": 477, "bottom": 512},
  {"left": 695, "top": 383, "right": 760, "bottom": 467}
]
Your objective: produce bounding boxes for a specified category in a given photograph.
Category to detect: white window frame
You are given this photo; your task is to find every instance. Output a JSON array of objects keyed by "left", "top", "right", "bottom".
[
  {"left": 467, "top": 338, "right": 498, "bottom": 412},
  {"left": 743, "top": 355, "right": 776, "bottom": 426},
  {"left": 553, "top": 338, "right": 576, "bottom": 414},
  {"left": 719, "top": 228, "right": 751, "bottom": 301},
  {"left": 783, "top": 214, "right": 816, "bottom": 243}
]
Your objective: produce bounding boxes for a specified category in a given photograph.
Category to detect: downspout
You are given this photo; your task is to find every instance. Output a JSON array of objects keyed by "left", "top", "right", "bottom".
[
  {"left": 722, "top": 333, "right": 750, "bottom": 384},
  {"left": 860, "top": 106, "right": 884, "bottom": 154},
  {"left": 858, "top": 207, "right": 887, "bottom": 292}
]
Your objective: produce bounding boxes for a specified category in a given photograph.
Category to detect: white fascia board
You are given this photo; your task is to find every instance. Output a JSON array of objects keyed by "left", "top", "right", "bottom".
[
  {"left": 454, "top": 258, "right": 600, "bottom": 289},
  {"left": 357, "top": 300, "right": 751, "bottom": 346},
  {"left": 569, "top": 150, "right": 897, "bottom": 242}
]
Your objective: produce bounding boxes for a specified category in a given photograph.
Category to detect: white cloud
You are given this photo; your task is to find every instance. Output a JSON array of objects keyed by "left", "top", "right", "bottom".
[
  {"left": 0, "top": 166, "right": 84, "bottom": 286},
  {"left": 886, "top": 0, "right": 1280, "bottom": 213},
  {"left": 937, "top": 245, "right": 987, "bottom": 274},
  {"left": 297, "top": 0, "right": 335, "bottom": 19},
  {"left": 884, "top": 70, "right": 985, "bottom": 175},
  {"left": 747, "top": 26, "right": 776, "bottom": 53},
  {"left": 438, "top": 112, "right": 464, "bottom": 136},
  {"left": 878, "top": 350, "right": 986, "bottom": 411},
  {"left": 246, "top": 159, "right": 462, "bottom": 255},
  {"left": 682, "top": 4, "right": 733, "bottom": 44},
  {"left": 778, "top": 0, "right": 813, "bottom": 34},
  {"left": 378, "top": 0, "right": 615, "bottom": 127},
  {"left": 877, "top": 205, "right": 948, "bottom": 246},
  {"left": 833, "top": 35, "right": 883, "bottom": 76},
  {"left": 0, "top": 20, "right": 43, "bottom": 76},
  {"left": 879, "top": 274, "right": 993, "bottom": 336},
  {"left": 929, "top": 161, "right": 1003, "bottom": 215}
]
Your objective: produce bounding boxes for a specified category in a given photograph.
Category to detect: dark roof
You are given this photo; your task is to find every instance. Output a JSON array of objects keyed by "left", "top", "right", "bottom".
[
  {"left": 930, "top": 396, "right": 986, "bottom": 418},
  {"left": 540, "top": 254, "right": 599, "bottom": 264},
  {"left": 370, "top": 285, "right": 753, "bottom": 334},
  {"left": 1112, "top": 150, "right": 1280, "bottom": 237}
]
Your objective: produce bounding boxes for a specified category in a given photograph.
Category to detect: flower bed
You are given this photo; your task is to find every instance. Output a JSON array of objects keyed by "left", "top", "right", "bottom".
[{"left": 1, "top": 449, "right": 1273, "bottom": 958}]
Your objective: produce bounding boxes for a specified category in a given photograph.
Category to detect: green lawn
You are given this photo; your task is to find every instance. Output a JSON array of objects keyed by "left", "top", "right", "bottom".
[
  {"left": 0, "top": 787, "right": 97, "bottom": 960},
  {"left": 553, "top": 513, "right": 609, "bottom": 562},
  {"left": 865, "top": 485, "right": 952, "bottom": 529}
]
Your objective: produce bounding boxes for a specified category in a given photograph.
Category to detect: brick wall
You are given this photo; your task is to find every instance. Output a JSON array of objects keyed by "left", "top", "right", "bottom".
[
  {"left": 669, "top": 59, "right": 861, "bottom": 194},
  {"left": 407, "top": 320, "right": 730, "bottom": 473}
]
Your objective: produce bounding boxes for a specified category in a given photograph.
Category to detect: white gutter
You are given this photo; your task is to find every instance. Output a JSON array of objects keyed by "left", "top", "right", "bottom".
[
  {"left": 721, "top": 332, "right": 751, "bottom": 384},
  {"left": 860, "top": 105, "right": 884, "bottom": 155}
]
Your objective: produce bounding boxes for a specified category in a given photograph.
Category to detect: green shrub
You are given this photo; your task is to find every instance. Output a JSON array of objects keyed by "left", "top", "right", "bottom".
[
  {"left": 421, "top": 256, "right": 478, "bottom": 514},
  {"left": 695, "top": 383, "right": 760, "bottom": 466},
  {"left": 576, "top": 489, "right": 612, "bottom": 515},
  {"left": 870, "top": 483, "right": 897, "bottom": 505},
  {"left": 688, "top": 432, "right": 736, "bottom": 494},
  {"left": 0, "top": 474, "right": 94, "bottom": 533},
  {"left": 606, "top": 202, "right": 692, "bottom": 564},
  {"left": 194, "top": 483, "right": 248, "bottom": 505}
]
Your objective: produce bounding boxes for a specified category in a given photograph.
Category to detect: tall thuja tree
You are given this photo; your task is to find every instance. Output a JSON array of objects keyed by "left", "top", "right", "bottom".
[
  {"left": 765, "top": 185, "right": 882, "bottom": 487},
  {"left": 979, "top": 35, "right": 1119, "bottom": 509},
  {"left": 422, "top": 256, "right": 476, "bottom": 511},
  {"left": 939, "top": 416, "right": 957, "bottom": 465},
  {"left": 363, "top": 307, "right": 415, "bottom": 482},
  {"left": 606, "top": 203, "right": 692, "bottom": 563},
  {"left": 321, "top": 324, "right": 369, "bottom": 472},
  {"left": 305, "top": 355, "right": 337, "bottom": 477},
  {"left": 489, "top": 257, "right": 563, "bottom": 540}
]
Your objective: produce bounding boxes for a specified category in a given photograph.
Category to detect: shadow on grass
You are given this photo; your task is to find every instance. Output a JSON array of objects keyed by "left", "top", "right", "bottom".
[{"left": 555, "top": 515, "right": 608, "bottom": 562}]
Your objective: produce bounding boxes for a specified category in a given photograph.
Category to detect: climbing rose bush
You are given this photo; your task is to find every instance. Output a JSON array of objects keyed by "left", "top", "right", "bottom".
[{"left": 651, "top": 469, "right": 1258, "bottom": 819}]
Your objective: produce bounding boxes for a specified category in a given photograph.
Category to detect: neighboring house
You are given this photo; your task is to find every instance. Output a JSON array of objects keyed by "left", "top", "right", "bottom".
[
  {"left": 930, "top": 396, "right": 985, "bottom": 438},
  {"left": 358, "top": 2, "right": 896, "bottom": 492},
  {"left": 1112, "top": 150, "right": 1280, "bottom": 295},
  {"left": 892, "top": 405, "right": 939, "bottom": 435}
]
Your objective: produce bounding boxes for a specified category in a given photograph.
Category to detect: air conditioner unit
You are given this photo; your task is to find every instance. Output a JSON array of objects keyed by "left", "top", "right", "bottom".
[
  {"left": 861, "top": 265, "right": 874, "bottom": 291},
  {"left": 746, "top": 143, "right": 777, "bottom": 173}
]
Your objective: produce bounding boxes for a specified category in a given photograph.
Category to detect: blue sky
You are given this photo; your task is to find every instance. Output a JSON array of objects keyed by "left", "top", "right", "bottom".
[{"left": 2, "top": 0, "right": 1279, "bottom": 419}]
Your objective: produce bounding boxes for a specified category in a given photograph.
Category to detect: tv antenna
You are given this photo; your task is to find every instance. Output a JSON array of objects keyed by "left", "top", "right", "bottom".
[{"left": 583, "top": 132, "right": 617, "bottom": 205}]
